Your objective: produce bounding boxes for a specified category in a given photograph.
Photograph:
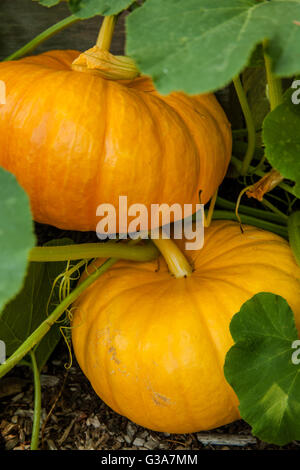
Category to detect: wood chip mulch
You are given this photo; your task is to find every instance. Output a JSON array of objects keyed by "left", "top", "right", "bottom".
[{"left": 1, "top": 345, "right": 300, "bottom": 451}]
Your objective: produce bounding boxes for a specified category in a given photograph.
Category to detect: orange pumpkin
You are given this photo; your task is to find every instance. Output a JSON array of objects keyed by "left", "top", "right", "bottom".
[
  {"left": 71, "top": 220, "right": 300, "bottom": 433},
  {"left": 0, "top": 50, "right": 231, "bottom": 232}
]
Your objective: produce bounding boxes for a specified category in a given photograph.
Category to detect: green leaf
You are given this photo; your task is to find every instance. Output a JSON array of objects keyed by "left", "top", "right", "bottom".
[
  {"left": 288, "top": 212, "right": 300, "bottom": 267},
  {"left": 224, "top": 292, "right": 300, "bottom": 446},
  {"left": 0, "top": 168, "right": 35, "bottom": 313},
  {"left": 263, "top": 93, "right": 300, "bottom": 198},
  {"left": 0, "top": 239, "right": 74, "bottom": 372},
  {"left": 69, "top": 0, "right": 135, "bottom": 18},
  {"left": 126, "top": 0, "right": 300, "bottom": 94},
  {"left": 34, "top": 0, "right": 62, "bottom": 6}
]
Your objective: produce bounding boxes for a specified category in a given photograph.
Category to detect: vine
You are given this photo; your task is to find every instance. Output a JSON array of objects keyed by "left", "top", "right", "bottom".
[{"left": 1, "top": 0, "right": 300, "bottom": 449}]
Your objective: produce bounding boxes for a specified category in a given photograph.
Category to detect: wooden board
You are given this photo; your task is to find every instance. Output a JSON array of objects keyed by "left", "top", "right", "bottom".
[{"left": 0, "top": 0, "right": 126, "bottom": 60}]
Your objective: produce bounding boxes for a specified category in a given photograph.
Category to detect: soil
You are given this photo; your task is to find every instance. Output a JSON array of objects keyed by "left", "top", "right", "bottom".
[
  {"left": 1, "top": 0, "right": 300, "bottom": 454},
  {"left": 1, "top": 343, "right": 299, "bottom": 451}
]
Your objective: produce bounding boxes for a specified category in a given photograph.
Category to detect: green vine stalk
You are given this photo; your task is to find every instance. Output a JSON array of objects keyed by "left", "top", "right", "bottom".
[
  {"left": 216, "top": 196, "right": 287, "bottom": 225},
  {"left": 30, "top": 351, "right": 41, "bottom": 451},
  {"left": 263, "top": 39, "right": 283, "bottom": 111},
  {"left": 212, "top": 210, "right": 288, "bottom": 238},
  {"left": 4, "top": 15, "right": 79, "bottom": 62},
  {"left": 29, "top": 239, "right": 159, "bottom": 262},
  {"left": 260, "top": 198, "right": 288, "bottom": 221},
  {"left": 233, "top": 76, "right": 256, "bottom": 175},
  {"left": 0, "top": 257, "right": 118, "bottom": 379}
]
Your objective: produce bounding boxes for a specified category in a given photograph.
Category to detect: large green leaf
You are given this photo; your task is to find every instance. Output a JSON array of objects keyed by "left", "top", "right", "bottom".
[
  {"left": 34, "top": 0, "right": 62, "bottom": 6},
  {"left": 288, "top": 212, "right": 300, "bottom": 267},
  {"left": 36, "top": 0, "right": 136, "bottom": 17},
  {"left": 263, "top": 93, "right": 300, "bottom": 198},
  {"left": 0, "top": 168, "right": 35, "bottom": 313},
  {"left": 69, "top": 0, "right": 135, "bottom": 18},
  {"left": 126, "top": 0, "right": 300, "bottom": 94},
  {"left": 224, "top": 293, "right": 300, "bottom": 446},
  {"left": 0, "top": 239, "right": 74, "bottom": 371}
]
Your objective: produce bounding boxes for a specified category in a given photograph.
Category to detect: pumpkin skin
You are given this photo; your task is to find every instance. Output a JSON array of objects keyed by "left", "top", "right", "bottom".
[
  {"left": 0, "top": 50, "right": 231, "bottom": 232},
  {"left": 72, "top": 221, "right": 300, "bottom": 433}
]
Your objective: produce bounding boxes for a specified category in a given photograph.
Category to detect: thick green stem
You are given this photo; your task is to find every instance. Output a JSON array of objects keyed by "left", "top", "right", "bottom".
[
  {"left": 260, "top": 198, "right": 288, "bottom": 221},
  {"left": 216, "top": 196, "right": 287, "bottom": 225},
  {"left": 0, "top": 258, "right": 117, "bottom": 379},
  {"left": 29, "top": 240, "right": 159, "bottom": 262},
  {"left": 30, "top": 351, "right": 41, "bottom": 451},
  {"left": 4, "top": 15, "right": 79, "bottom": 62},
  {"left": 263, "top": 40, "right": 283, "bottom": 110},
  {"left": 96, "top": 15, "right": 117, "bottom": 50},
  {"left": 212, "top": 210, "right": 288, "bottom": 238},
  {"left": 233, "top": 76, "right": 256, "bottom": 175}
]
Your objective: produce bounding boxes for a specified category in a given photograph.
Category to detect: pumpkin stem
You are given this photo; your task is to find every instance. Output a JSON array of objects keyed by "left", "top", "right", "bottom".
[
  {"left": 71, "top": 15, "right": 140, "bottom": 80},
  {"left": 96, "top": 15, "right": 117, "bottom": 51},
  {"left": 152, "top": 237, "right": 193, "bottom": 279},
  {"left": 71, "top": 47, "right": 140, "bottom": 80}
]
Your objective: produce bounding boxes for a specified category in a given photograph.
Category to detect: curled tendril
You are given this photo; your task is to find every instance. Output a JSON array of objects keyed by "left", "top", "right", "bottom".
[
  {"left": 46, "top": 259, "right": 89, "bottom": 369},
  {"left": 60, "top": 305, "right": 90, "bottom": 369}
]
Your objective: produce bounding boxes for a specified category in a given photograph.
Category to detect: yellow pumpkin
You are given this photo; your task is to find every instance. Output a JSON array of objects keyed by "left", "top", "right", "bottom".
[
  {"left": 72, "top": 221, "right": 300, "bottom": 433},
  {"left": 0, "top": 50, "right": 231, "bottom": 232}
]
